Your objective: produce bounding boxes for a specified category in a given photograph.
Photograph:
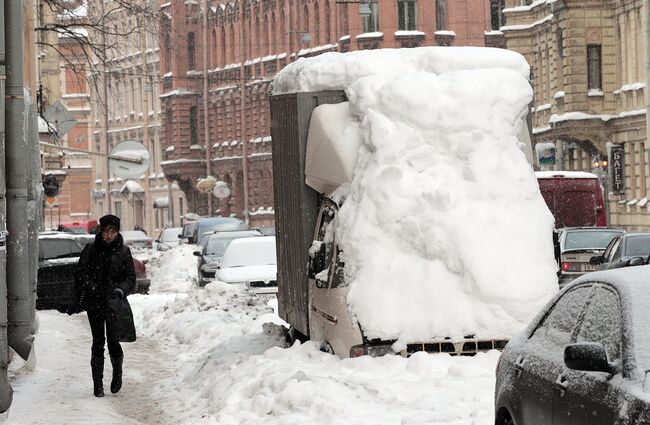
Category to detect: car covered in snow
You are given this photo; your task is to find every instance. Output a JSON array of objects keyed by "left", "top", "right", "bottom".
[
  {"left": 193, "top": 229, "right": 262, "bottom": 285},
  {"left": 214, "top": 236, "right": 277, "bottom": 294},
  {"left": 191, "top": 217, "right": 248, "bottom": 247},
  {"left": 121, "top": 230, "right": 153, "bottom": 249},
  {"left": 37, "top": 232, "right": 150, "bottom": 312},
  {"left": 557, "top": 227, "right": 625, "bottom": 286},
  {"left": 156, "top": 226, "right": 182, "bottom": 251},
  {"left": 590, "top": 232, "right": 650, "bottom": 271},
  {"left": 495, "top": 266, "right": 650, "bottom": 425}
]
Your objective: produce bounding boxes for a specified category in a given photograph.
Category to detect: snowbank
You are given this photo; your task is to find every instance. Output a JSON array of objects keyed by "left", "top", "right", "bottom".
[
  {"left": 147, "top": 244, "right": 197, "bottom": 293},
  {"left": 273, "top": 47, "right": 558, "bottom": 344}
]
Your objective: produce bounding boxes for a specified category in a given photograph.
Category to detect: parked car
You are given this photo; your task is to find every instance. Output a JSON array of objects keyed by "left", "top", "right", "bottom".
[
  {"left": 156, "top": 227, "right": 182, "bottom": 251},
  {"left": 193, "top": 229, "right": 262, "bottom": 285},
  {"left": 57, "top": 219, "right": 99, "bottom": 234},
  {"left": 214, "top": 236, "right": 277, "bottom": 294},
  {"left": 120, "top": 230, "right": 153, "bottom": 249},
  {"left": 557, "top": 227, "right": 625, "bottom": 286},
  {"left": 74, "top": 234, "right": 150, "bottom": 293},
  {"left": 37, "top": 232, "right": 150, "bottom": 312},
  {"left": 191, "top": 217, "right": 248, "bottom": 246},
  {"left": 590, "top": 232, "right": 650, "bottom": 271},
  {"left": 180, "top": 220, "right": 198, "bottom": 244},
  {"left": 536, "top": 171, "right": 607, "bottom": 228},
  {"left": 495, "top": 266, "right": 650, "bottom": 425}
]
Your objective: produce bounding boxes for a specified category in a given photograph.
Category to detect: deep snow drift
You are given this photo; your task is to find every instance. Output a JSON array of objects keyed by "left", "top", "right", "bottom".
[{"left": 273, "top": 47, "right": 559, "bottom": 344}]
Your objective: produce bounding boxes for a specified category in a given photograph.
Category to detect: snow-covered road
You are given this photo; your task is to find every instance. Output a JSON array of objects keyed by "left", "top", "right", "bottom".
[{"left": 5, "top": 246, "right": 501, "bottom": 424}]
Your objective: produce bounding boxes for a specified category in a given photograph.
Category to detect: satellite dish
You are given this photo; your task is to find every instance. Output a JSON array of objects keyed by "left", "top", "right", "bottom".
[
  {"left": 109, "top": 140, "right": 150, "bottom": 179},
  {"left": 212, "top": 181, "right": 231, "bottom": 199}
]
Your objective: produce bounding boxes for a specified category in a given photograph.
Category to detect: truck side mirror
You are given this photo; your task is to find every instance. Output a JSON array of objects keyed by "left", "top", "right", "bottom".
[{"left": 308, "top": 241, "right": 327, "bottom": 279}]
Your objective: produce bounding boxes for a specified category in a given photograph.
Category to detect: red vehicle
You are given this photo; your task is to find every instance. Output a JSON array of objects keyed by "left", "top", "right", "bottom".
[
  {"left": 58, "top": 219, "right": 99, "bottom": 234},
  {"left": 536, "top": 171, "right": 607, "bottom": 228}
]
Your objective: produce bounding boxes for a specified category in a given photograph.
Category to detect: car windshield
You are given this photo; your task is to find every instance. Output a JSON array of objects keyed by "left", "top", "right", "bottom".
[
  {"left": 563, "top": 230, "right": 622, "bottom": 250},
  {"left": 221, "top": 237, "right": 276, "bottom": 268},
  {"left": 625, "top": 236, "right": 650, "bottom": 257},
  {"left": 197, "top": 219, "right": 247, "bottom": 242},
  {"left": 39, "top": 238, "right": 83, "bottom": 260}
]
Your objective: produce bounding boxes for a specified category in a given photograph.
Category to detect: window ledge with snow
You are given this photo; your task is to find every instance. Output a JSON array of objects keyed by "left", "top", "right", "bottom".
[
  {"left": 638, "top": 198, "right": 648, "bottom": 207},
  {"left": 627, "top": 199, "right": 638, "bottom": 206},
  {"left": 588, "top": 89, "right": 604, "bottom": 97},
  {"left": 434, "top": 30, "right": 456, "bottom": 37},
  {"left": 394, "top": 30, "right": 425, "bottom": 38},
  {"left": 553, "top": 91, "right": 565, "bottom": 99},
  {"left": 190, "top": 144, "right": 203, "bottom": 150},
  {"left": 356, "top": 32, "right": 383, "bottom": 40}
]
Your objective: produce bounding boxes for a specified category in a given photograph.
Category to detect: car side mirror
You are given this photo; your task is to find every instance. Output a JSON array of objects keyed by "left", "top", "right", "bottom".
[
  {"left": 627, "top": 257, "right": 645, "bottom": 267},
  {"left": 178, "top": 234, "right": 182, "bottom": 239},
  {"left": 589, "top": 255, "right": 604, "bottom": 265},
  {"left": 564, "top": 342, "right": 611, "bottom": 373},
  {"left": 308, "top": 241, "right": 327, "bottom": 279},
  {"left": 193, "top": 251, "right": 202, "bottom": 257}
]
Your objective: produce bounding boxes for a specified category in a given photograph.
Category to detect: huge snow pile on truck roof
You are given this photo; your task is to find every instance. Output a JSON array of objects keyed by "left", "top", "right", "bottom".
[{"left": 273, "top": 47, "right": 559, "bottom": 345}]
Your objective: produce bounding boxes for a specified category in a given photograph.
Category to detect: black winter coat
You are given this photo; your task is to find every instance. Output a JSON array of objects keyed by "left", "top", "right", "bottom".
[{"left": 74, "top": 233, "right": 136, "bottom": 311}]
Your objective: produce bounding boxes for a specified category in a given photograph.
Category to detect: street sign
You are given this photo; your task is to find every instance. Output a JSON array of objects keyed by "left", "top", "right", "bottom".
[
  {"left": 42, "top": 175, "right": 61, "bottom": 197},
  {"left": 43, "top": 101, "right": 77, "bottom": 137},
  {"left": 108, "top": 140, "right": 151, "bottom": 179},
  {"left": 610, "top": 145, "right": 625, "bottom": 194}
]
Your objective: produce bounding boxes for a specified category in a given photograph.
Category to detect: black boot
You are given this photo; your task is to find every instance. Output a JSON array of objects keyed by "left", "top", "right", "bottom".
[
  {"left": 110, "top": 355, "right": 123, "bottom": 394},
  {"left": 91, "top": 356, "right": 104, "bottom": 397}
]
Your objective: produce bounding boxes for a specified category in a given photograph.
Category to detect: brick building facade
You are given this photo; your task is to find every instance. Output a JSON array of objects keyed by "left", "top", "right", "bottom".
[
  {"left": 502, "top": 0, "right": 649, "bottom": 229},
  {"left": 160, "top": 0, "right": 500, "bottom": 225}
]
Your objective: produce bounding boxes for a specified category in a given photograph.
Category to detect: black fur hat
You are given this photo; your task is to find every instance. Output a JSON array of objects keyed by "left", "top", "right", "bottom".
[{"left": 99, "top": 214, "right": 120, "bottom": 231}]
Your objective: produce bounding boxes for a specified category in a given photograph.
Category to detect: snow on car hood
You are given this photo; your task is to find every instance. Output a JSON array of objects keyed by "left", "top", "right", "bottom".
[
  {"left": 274, "top": 47, "right": 558, "bottom": 345},
  {"left": 216, "top": 264, "right": 277, "bottom": 284}
]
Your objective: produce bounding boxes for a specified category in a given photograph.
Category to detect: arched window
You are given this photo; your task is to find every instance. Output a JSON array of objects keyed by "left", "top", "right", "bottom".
[
  {"left": 211, "top": 28, "right": 217, "bottom": 68},
  {"left": 187, "top": 32, "right": 196, "bottom": 70},
  {"left": 324, "top": 1, "right": 331, "bottom": 43},
  {"left": 163, "top": 33, "right": 171, "bottom": 73},
  {"left": 314, "top": 2, "right": 320, "bottom": 45},
  {"left": 220, "top": 26, "right": 226, "bottom": 67},
  {"left": 279, "top": 9, "right": 285, "bottom": 52},
  {"left": 303, "top": 4, "right": 310, "bottom": 46}
]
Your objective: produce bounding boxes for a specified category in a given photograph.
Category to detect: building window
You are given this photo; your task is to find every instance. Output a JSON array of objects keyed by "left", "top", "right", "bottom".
[
  {"left": 490, "top": 0, "right": 505, "bottom": 30},
  {"left": 436, "top": 0, "right": 446, "bottom": 30},
  {"left": 190, "top": 106, "right": 198, "bottom": 146},
  {"left": 114, "top": 201, "right": 122, "bottom": 219},
  {"left": 397, "top": 0, "right": 416, "bottom": 31},
  {"left": 179, "top": 197, "right": 184, "bottom": 217},
  {"left": 188, "top": 32, "right": 195, "bottom": 70},
  {"left": 363, "top": 2, "right": 379, "bottom": 32},
  {"left": 587, "top": 44, "right": 602, "bottom": 90}
]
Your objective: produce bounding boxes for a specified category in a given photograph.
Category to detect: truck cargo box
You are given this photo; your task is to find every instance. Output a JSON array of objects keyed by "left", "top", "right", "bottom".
[{"left": 270, "top": 91, "right": 347, "bottom": 337}]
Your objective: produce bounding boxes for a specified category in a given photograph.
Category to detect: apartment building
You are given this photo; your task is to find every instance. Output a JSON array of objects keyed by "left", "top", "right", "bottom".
[
  {"left": 160, "top": 0, "right": 502, "bottom": 225},
  {"left": 502, "top": 0, "right": 649, "bottom": 229}
]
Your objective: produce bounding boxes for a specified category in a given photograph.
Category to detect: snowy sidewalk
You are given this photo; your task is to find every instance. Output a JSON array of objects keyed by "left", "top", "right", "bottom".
[{"left": 5, "top": 310, "right": 173, "bottom": 425}]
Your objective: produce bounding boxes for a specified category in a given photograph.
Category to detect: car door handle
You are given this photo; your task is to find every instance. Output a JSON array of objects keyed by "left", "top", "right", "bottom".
[{"left": 555, "top": 374, "right": 569, "bottom": 391}]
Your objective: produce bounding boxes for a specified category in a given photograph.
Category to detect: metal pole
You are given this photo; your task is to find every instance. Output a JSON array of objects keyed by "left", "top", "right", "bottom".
[
  {"left": 5, "top": 0, "right": 34, "bottom": 362},
  {"left": 26, "top": 89, "right": 39, "bottom": 336},
  {"left": 645, "top": 0, "right": 650, "bottom": 172},
  {"left": 101, "top": 0, "right": 112, "bottom": 214},
  {"left": 203, "top": 0, "right": 213, "bottom": 216},
  {"left": 0, "top": 0, "right": 12, "bottom": 412},
  {"left": 167, "top": 180, "right": 173, "bottom": 225},
  {"left": 239, "top": 0, "right": 250, "bottom": 223},
  {"left": 141, "top": 19, "right": 152, "bottom": 233}
]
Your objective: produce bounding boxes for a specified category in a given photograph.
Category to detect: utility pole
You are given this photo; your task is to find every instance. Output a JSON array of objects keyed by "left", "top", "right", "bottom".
[
  {"left": 101, "top": 0, "right": 112, "bottom": 214},
  {"left": 239, "top": 0, "right": 250, "bottom": 223},
  {"left": 142, "top": 15, "right": 152, "bottom": 233},
  {"left": 645, "top": 0, "right": 650, "bottom": 173},
  {"left": 203, "top": 0, "right": 213, "bottom": 215}
]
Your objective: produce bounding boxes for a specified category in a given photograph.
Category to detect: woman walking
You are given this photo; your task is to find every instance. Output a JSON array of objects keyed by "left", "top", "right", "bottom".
[{"left": 75, "top": 214, "right": 135, "bottom": 397}]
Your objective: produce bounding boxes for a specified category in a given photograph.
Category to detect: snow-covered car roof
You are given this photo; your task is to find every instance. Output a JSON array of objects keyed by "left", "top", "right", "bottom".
[
  {"left": 39, "top": 232, "right": 84, "bottom": 240},
  {"left": 535, "top": 171, "right": 598, "bottom": 179},
  {"left": 121, "top": 230, "right": 152, "bottom": 241},
  {"left": 221, "top": 236, "right": 276, "bottom": 268}
]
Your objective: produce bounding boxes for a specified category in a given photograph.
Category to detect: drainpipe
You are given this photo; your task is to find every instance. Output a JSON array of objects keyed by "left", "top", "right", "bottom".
[
  {"left": 0, "top": 0, "right": 13, "bottom": 413},
  {"left": 26, "top": 89, "right": 39, "bottom": 336},
  {"left": 645, "top": 0, "right": 650, "bottom": 168},
  {"left": 5, "top": 0, "right": 35, "bottom": 361}
]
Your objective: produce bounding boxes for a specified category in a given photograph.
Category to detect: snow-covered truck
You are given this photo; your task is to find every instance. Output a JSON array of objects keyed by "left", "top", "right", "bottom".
[{"left": 270, "top": 47, "right": 559, "bottom": 358}]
